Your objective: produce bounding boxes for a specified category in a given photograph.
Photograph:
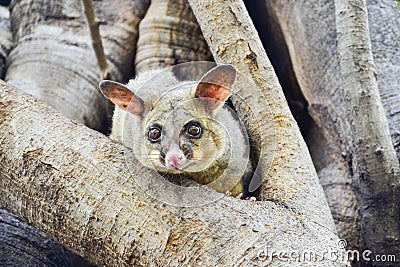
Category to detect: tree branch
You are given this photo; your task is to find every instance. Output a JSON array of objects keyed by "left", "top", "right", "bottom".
[
  {"left": 81, "top": 0, "right": 111, "bottom": 80},
  {"left": 0, "top": 209, "right": 72, "bottom": 266},
  {"left": 134, "top": 0, "right": 213, "bottom": 72},
  {"left": 335, "top": 0, "right": 400, "bottom": 259},
  {"left": 187, "top": 0, "right": 333, "bottom": 227},
  {"left": 0, "top": 81, "right": 345, "bottom": 266}
]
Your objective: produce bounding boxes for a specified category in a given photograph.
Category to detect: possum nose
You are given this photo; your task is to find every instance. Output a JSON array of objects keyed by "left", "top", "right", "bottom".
[
  {"left": 164, "top": 142, "right": 186, "bottom": 170},
  {"left": 165, "top": 152, "right": 186, "bottom": 170},
  {"left": 167, "top": 155, "right": 182, "bottom": 167},
  {"left": 166, "top": 154, "right": 182, "bottom": 169}
]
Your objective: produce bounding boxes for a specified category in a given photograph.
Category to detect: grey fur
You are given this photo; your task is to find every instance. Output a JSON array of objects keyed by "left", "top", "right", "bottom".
[{"left": 102, "top": 66, "right": 252, "bottom": 196}]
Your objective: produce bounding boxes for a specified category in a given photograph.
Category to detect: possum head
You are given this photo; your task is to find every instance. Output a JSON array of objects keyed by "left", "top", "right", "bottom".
[{"left": 99, "top": 65, "right": 237, "bottom": 175}]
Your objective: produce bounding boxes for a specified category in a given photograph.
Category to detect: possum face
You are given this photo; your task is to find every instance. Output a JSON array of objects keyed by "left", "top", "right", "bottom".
[
  {"left": 141, "top": 93, "right": 229, "bottom": 173},
  {"left": 99, "top": 65, "right": 236, "bottom": 174}
]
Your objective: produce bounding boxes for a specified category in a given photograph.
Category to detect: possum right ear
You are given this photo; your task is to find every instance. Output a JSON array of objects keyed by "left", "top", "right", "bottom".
[
  {"left": 99, "top": 80, "right": 144, "bottom": 116},
  {"left": 195, "top": 64, "right": 236, "bottom": 112}
]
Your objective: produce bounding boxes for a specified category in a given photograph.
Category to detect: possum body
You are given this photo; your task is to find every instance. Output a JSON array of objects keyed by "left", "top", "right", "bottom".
[{"left": 99, "top": 65, "right": 252, "bottom": 197}]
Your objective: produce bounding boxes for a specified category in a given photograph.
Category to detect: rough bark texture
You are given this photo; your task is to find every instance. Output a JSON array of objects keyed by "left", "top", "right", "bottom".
[
  {"left": 335, "top": 0, "right": 400, "bottom": 260},
  {"left": 367, "top": 0, "right": 400, "bottom": 159},
  {"left": 188, "top": 0, "right": 336, "bottom": 235},
  {"left": 266, "top": 0, "right": 363, "bottom": 252},
  {"left": 135, "top": 0, "right": 213, "bottom": 72},
  {"left": 0, "top": 6, "right": 11, "bottom": 79},
  {"left": 5, "top": 0, "right": 149, "bottom": 133},
  {"left": 243, "top": 0, "right": 313, "bottom": 137},
  {"left": 0, "top": 82, "right": 347, "bottom": 266},
  {"left": 0, "top": 209, "right": 73, "bottom": 266},
  {"left": 0, "top": 6, "right": 74, "bottom": 267},
  {"left": 267, "top": 0, "right": 400, "bottom": 257}
]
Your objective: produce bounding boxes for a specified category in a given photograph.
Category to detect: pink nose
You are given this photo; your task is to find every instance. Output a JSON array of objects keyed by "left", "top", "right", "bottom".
[{"left": 165, "top": 153, "right": 185, "bottom": 170}]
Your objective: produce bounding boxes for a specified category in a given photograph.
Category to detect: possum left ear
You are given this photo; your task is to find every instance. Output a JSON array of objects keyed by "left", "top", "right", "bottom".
[
  {"left": 99, "top": 80, "right": 144, "bottom": 117},
  {"left": 195, "top": 64, "right": 236, "bottom": 112}
]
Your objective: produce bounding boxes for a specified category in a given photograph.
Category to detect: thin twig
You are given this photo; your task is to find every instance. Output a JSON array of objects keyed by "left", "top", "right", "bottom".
[{"left": 81, "top": 0, "right": 111, "bottom": 80}]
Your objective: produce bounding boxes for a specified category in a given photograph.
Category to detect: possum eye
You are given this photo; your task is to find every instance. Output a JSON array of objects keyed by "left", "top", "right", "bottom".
[
  {"left": 148, "top": 126, "right": 162, "bottom": 143},
  {"left": 186, "top": 122, "right": 202, "bottom": 138}
]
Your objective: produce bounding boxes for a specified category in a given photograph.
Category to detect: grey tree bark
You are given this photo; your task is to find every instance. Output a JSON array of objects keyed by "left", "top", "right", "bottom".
[
  {"left": 0, "top": 0, "right": 346, "bottom": 265},
  {"left": 0, "top": 82, "right": 346, "bottom": 266},
  {"left": 4, "top": 0, "right": 398, "bottom": 265},
  {"left": 0, "top": 209, "right": 73, "bottom": 266},
  {"left": 335, "top": 0, "right": 400, "bottom": 260},
  {"left": 0, "top": 5, "right": 10, "bottom": 79},
  {"left": 188, "top": 0, "right": 334, "bottom": 229},
  {"left": 265, "top": 0, "right": 363, "bottom": 252},
  {"left": 266, "top": 0, "right": 400, "bottom": 259},
  {"left": 5, "top": 0, "right": 149, "bottom": 133},
  {"left": 1, "top": 0, "right": 148, "bottom": 265},
  {"left": 134, "top": 0, "right": 213, "bottom": 72},
  {"left": 0, "top": 5, "right": 75, "bottom": 266}
]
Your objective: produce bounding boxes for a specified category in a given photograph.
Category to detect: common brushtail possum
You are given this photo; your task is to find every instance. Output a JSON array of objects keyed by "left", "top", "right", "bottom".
[{"left": 99, "top": 64, "right": 253, "bottom": 197}]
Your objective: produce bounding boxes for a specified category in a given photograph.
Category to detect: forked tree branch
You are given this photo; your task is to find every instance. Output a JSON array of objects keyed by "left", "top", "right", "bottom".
[{"left": 0, "top": 81, "right": 345, "bottom": 266}]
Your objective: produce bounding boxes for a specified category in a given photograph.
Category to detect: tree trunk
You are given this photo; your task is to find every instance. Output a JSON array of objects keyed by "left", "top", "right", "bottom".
[
  {"left": 0, "top": 5, "right": 11, "bottom": 79},
  {"left": 266, "top": 0, "right": 400, "bottom": 257},
  {"left": 0, "top": 209, "right": 73, "bottom": 266},
  {"left": 5, "top": 0, "right": 149, "bottom": 133},
  {"left": 7, "top": 0, "right": 395, "bottom": 265},
  {"left": 1, "top": 1, "right": 148, "bottom": 265},
  {"left": 188, "top": 0, "right": 335, "bottom": 230},
  {"left": 134, "top": 0, "right": 213, "bottom": 72},
  {"left": 265, "top": 0, "right": 363, "bottom": 252},
  {"left": 0, "top": 5, "right": 76, "bottom": 267},
  {"left": 367, "top": 0, "right": 400, "bottom": 160},
  {"left": 335, "top": 0, "right": 400, "bottom": 260},
  {"left": 0, "top": 82, "right": 346, "bottom": 266}
]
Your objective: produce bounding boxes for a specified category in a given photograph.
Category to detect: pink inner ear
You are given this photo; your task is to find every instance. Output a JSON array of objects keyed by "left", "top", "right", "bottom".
[
  {"left": 100, "top": 81, "right": 144, "bottom": 116},
  {"left": 103, "top": 87, "right": 134, "bottom": 109},
  {"left": 196, "top": 82, "right": 232, "bottom": 112},
  {"left": 196, "top": 82, "right": 231, "bottom": 102},
  {"left": 113, "top": 92, "right": 132, "bottom": 109},
  {"left": 195, "top": 65, "right": 236, "bottom": 111},
  {"left": 105, "top": 88, "right": 131, "bottom": 105}
]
